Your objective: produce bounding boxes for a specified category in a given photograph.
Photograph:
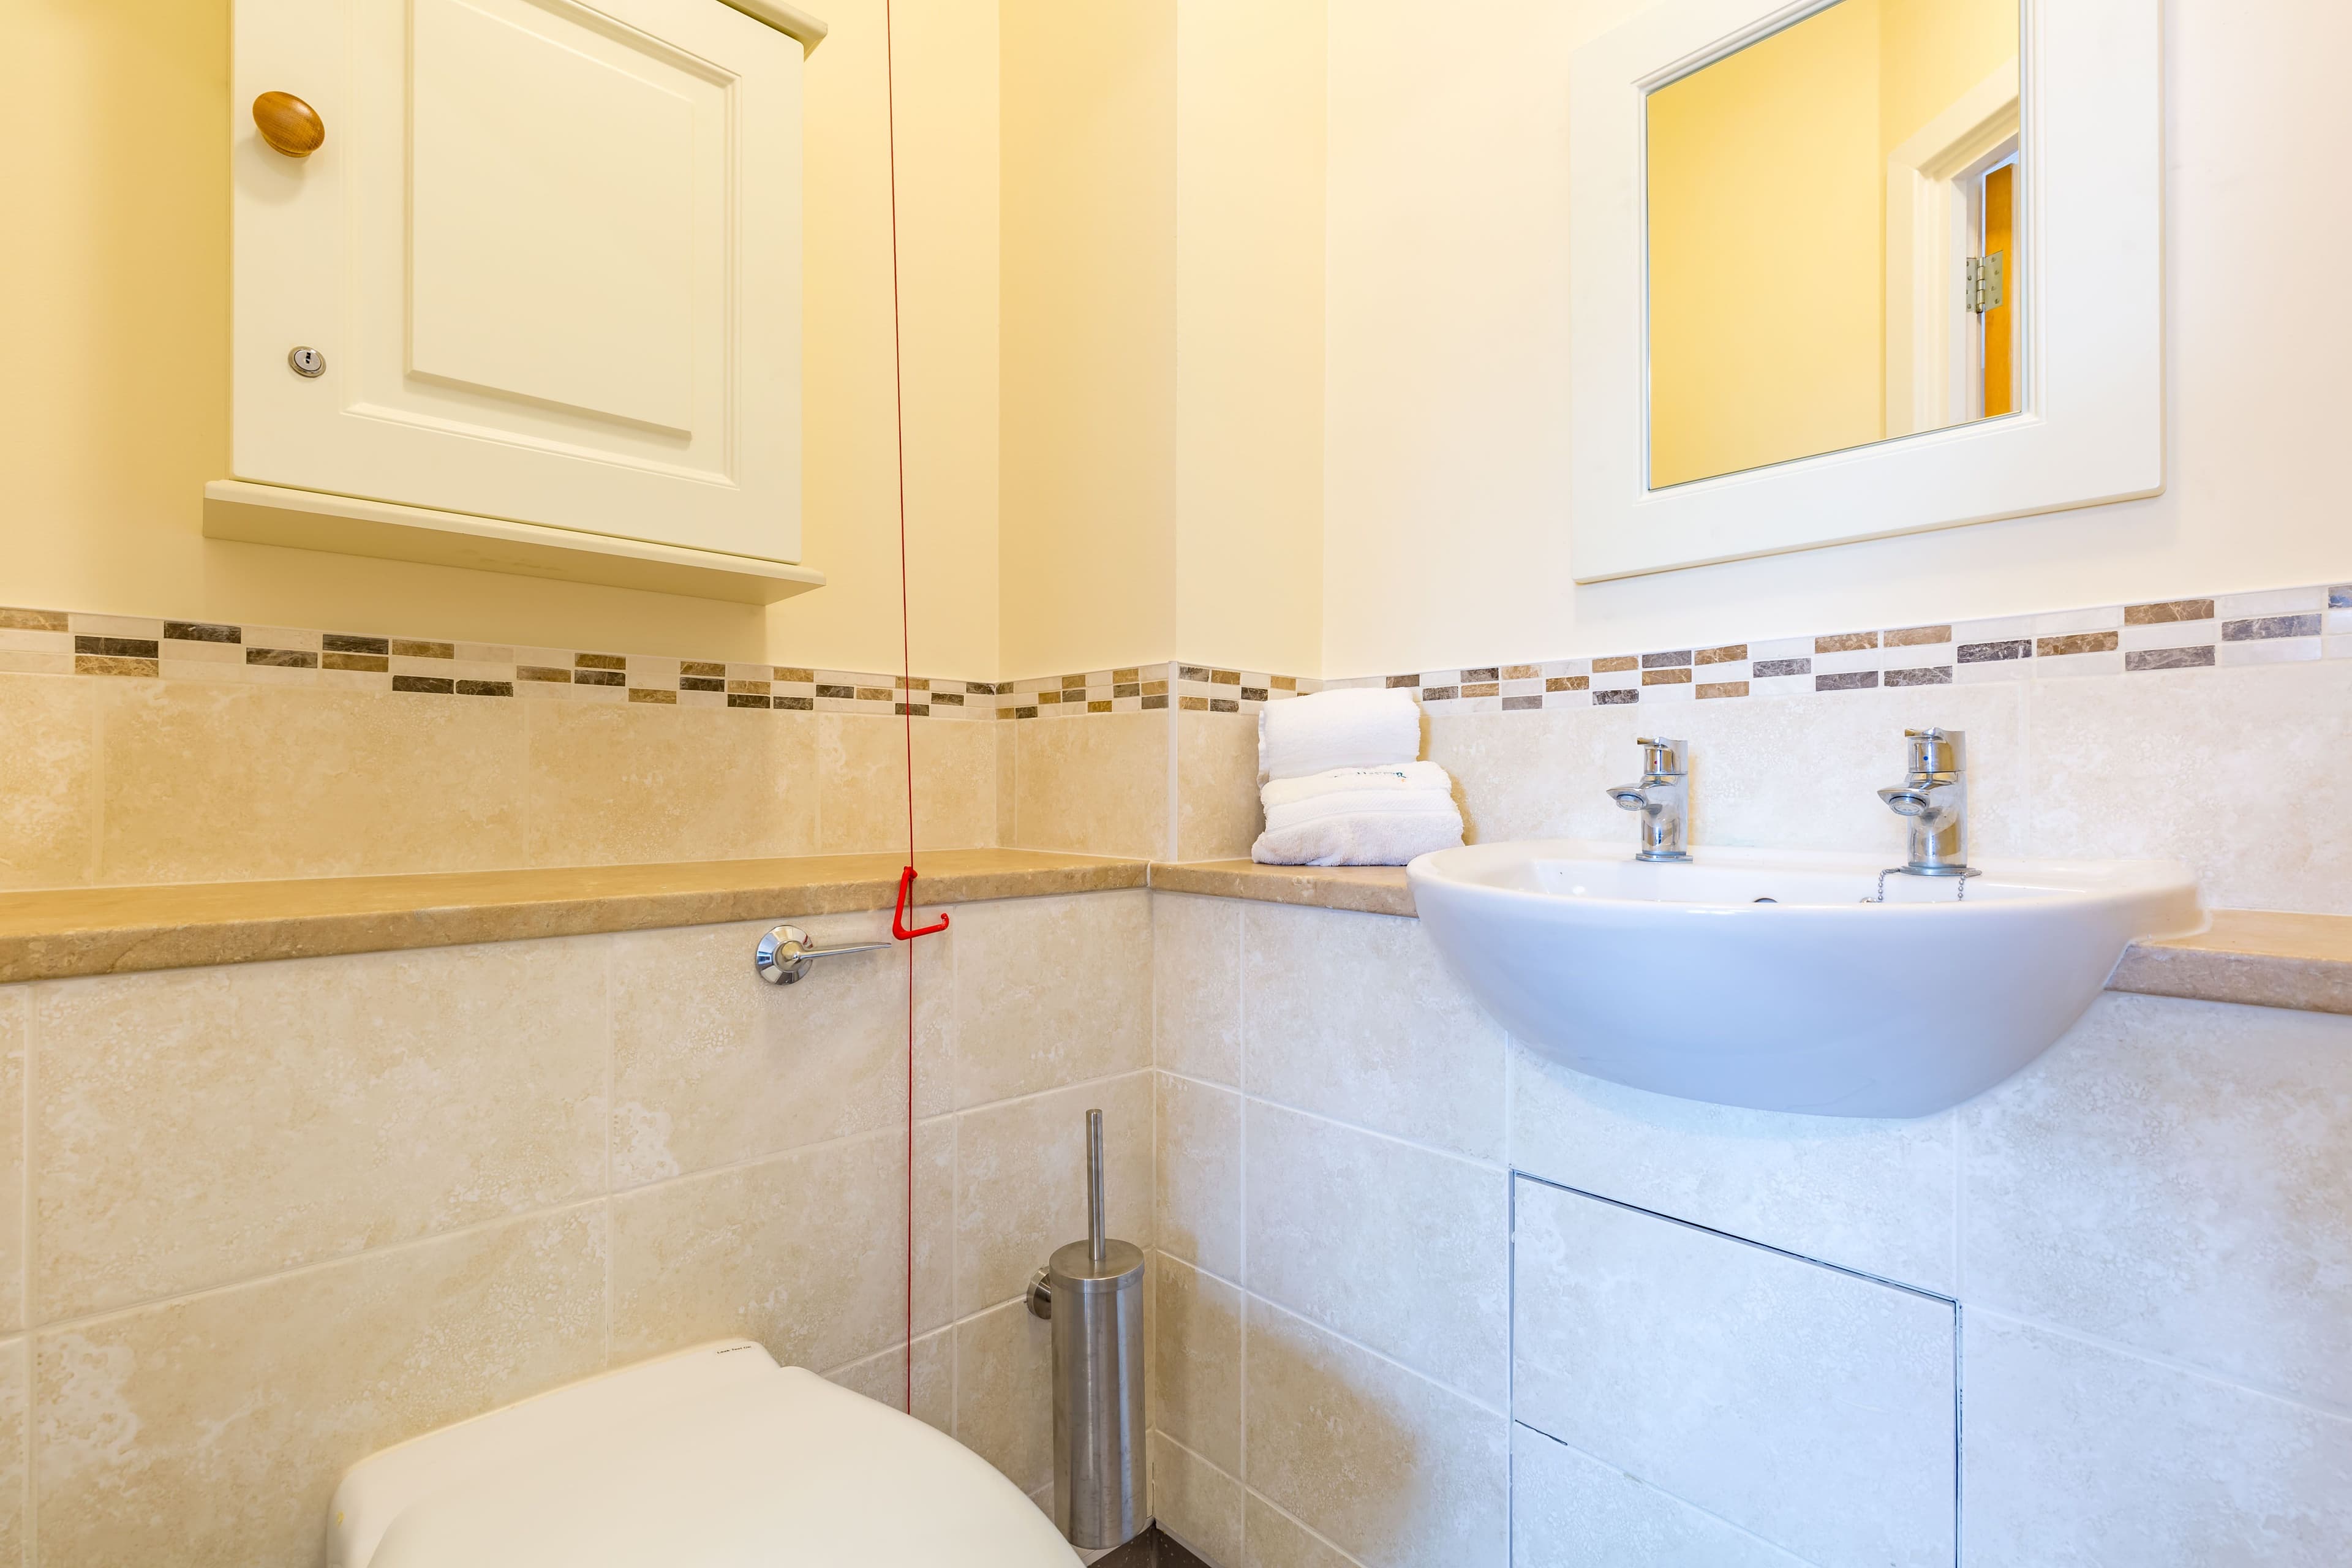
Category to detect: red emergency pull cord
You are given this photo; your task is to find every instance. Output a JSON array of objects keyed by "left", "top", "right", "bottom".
[{"left": 892, "top": 865, "right": 949, "bottom": 941}]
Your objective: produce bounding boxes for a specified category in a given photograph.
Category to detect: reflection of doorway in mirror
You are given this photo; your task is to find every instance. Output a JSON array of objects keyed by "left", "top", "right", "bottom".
[
  {"left": 1978, "top": 158, "right": 2016, "bottom": 416},
  {"left": 1883, "top": 61, "right": 2021, "bottom": 437}
]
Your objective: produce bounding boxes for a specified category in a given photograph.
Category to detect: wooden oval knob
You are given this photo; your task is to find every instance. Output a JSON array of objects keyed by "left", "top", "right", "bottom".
[{"left": 252, "top": 91, "right": 325, "bottom": 158}]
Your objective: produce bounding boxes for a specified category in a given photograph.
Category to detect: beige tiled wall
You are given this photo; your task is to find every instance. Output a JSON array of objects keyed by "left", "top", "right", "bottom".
[
  {"left": 1148, "top": 889, "right": 2352, "bottom": 1568},
  {"left": 0, "top": 887, "right": 1150, "bottom": 1566},
  {"left": 1430, "top": 656, "right": 2352, "bottom": 915},
  {"left": 0, "top": 674, "right": 1002, "bottom": 889},
  {"left": 999, "top": 708, "right": 1267, "bottom": 865}
]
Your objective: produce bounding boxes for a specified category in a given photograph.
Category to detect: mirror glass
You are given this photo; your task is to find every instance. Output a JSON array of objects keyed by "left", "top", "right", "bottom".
[{"left": 1646, "top": 0, "right": 2021, "bottom": 489}]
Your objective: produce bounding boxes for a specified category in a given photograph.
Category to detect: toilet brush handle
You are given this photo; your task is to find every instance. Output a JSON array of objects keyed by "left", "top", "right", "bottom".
[{"left": 1086, "top": 1109, "right": 1107, "bottom": 1265}]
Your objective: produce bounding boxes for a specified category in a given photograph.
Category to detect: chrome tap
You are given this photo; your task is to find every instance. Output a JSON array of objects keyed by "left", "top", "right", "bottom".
[
  {"left": 1606, "top": 737, "right": 1691, "bottom": 862},
  {"left": 1876, "top": 728, "right": 1971, "bottom": 876}
]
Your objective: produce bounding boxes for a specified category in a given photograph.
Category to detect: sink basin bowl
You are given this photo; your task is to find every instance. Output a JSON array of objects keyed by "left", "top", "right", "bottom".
[{"left": 1408, "top": 840, "right": 2199, "bottom": 1117}]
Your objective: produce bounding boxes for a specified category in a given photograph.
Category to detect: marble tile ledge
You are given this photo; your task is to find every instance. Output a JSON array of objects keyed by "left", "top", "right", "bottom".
[
  {"left": 0, "top": 848, "right": 1146, "bottom": 982},
  {"left": 1149, "top": 861, "right": 2351, "bottom": 1017},
  {"left": 0, "top": 851, "right": 2337, "bottom": 1016}
]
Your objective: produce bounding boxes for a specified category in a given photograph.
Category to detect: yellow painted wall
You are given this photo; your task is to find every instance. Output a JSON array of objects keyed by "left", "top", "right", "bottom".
[
  {"left": 1878, "top": 0, "right": 2020, "bottom": 158},
  {"left": 1173, "top": 0, "right": 1327, "bottom": 676},
  {"left": 790, "top": 0, "right": 1001, "bottom": 678},
  {"left": 1325, "top": 0, "right": 2352, "bottom": 676},
  {"left": 0, "top": 0, "right": 1000, "bottom": 674},
  {"left": 998, "top": 0, "right": 1180, "bottom": 679},
  {"left": 1646, "top": 0, "right": 1885, "bottom": 488}
]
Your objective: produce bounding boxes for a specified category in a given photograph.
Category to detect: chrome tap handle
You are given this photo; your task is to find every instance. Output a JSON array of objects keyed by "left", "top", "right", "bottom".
[{"left": 1634, "top": 737, "right": 1686, "bottom": 774}]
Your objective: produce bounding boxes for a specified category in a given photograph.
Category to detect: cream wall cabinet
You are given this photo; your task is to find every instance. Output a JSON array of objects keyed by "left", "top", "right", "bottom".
[{"left": 216, "top": 0, "right": 828, "bottom": 601}]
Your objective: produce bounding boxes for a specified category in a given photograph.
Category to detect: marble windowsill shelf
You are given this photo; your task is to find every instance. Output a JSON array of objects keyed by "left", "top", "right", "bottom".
[
  {"left": 0, "top": 852, "right": 2339, "bottom": 1017},
  {"left": 0, "top": 848, "right": 1145, "bottom": 984}
]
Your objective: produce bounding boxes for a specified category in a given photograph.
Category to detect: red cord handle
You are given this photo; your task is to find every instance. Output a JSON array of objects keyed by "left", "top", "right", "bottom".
[{"left": 892, "top": 865, "right": 949, "bottom": 940}]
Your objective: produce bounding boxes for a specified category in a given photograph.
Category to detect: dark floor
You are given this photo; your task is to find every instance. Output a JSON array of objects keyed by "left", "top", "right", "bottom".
[{"left": 1093, "top": 1523, "right": 1210, "bottom": 1568}]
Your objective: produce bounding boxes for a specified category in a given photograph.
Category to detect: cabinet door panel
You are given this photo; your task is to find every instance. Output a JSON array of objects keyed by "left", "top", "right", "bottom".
[
  {"left": 409, "top": 0, "right": 698, "bottom": 432},
  {"left": 232, "top": 0, "right": 803, "bottom": 562}
]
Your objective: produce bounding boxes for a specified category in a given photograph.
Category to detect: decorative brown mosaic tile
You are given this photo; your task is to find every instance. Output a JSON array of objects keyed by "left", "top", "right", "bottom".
[
  {"left": 246, "top": 647, "right": 317, "bottom": 669},
  {"left": 1815, "top": 632, "right": 1880, "bottom": 654},
  {"left": 392, "top": 675, "right": 453, "bottom": 695},
  {"left": 0, "top": 608, "right": 69, "bottom": 632},
  {"left": 164, "top": 620, "right": 239, "bottom": 644},
  {"left": 576, "top": 652, "right": 627, "bottom": 671},
  {"left": 1697, "top": 680, "right": 1748, "bottom": 699},
  {"left": 1421, "top": 685, "right": 1459, "bottom": 701},
  {"left": 1882, "top": 625, "right": 1951, "bottom": 647},
  {"left": 1593, "top": 656, "right": 1638, "bottom": 674},
  {"left": 517, "top": 666, "right": 571, "bottom": 684},
  {"left": 77, "top": 636, "right": 158, "bottom": 659},
  {"left": 1386, "top": 674, "right": 1419, "bottom": 688},
  {"left": 74, "top": 655, "right": 156, "bottom": 677},
  {"left": 774, "top": 666, "right": 816, "bottom": 684},
  {"left": 627, "top": 688, "right": 676, "bottom": 705},
  {"left": 680, "top": 660, "right": 726, "bottom": 679},
  {"left": 577, "top": 669, "right": 627, "bottom": 688},
  {"left": 456, "top": 680, "right": 512, "bottom": 697},
  {"left": 325, "top": 634, "right": 389, "bottom": 655},
  {"left": 1503, "top": 664, "right": 1542, "bottom": 680},
  {"left": 1695, "top": 644, "right": 1747, "bottom": 665},
  {"left": 2125, "top": 598, "right": 2215, "bottom": 625},
  {"left": 1641, "top": 668, "right": 1691, "bottom": 686},
  {"left": 1547, "top": 676, "right": 1589, "bottom": 692},
  {"left": 322, "top": 652, "right": 390, "bottom": 673},
  {"left": 392, "top": 639, "right": 455, "bottom": 659},
  {"left": 729, "top": 693, "right": 772, "bottom": 709},
  {"left": 2037, "top": 631, "right": 2119, "bottom": 657},
  {"left": 1178, "top": 696, "right": 1209, "bottom": 711},
  {"left": 1460, "top": 682, "right": 1500, "bottom": 698}
]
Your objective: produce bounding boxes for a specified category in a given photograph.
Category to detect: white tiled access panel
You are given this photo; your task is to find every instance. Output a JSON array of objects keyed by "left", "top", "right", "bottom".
[
  {"left": 230, "top": 0, "right": 807, "bottom": 562},
  {"left": 1511, "top": 1177, "right": 1958, "bottom": 1567}
]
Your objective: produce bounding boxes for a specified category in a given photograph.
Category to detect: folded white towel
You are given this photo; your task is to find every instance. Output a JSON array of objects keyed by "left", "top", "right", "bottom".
[
  {"left": 1251, "top": 758, "right": 1464, "bottom": 864},
  {"left": 1251, "top": 810, "right": 1464, "bottom": 867},
  {"left": 1258, "top": 688, "right": 1421, "bottom": 782},
  {"left": 1260, "top": 761, "right": 1453, "bottom": 811},
  {"left": 1264, "top": 787, "right": 1459, "bottom": 835}
]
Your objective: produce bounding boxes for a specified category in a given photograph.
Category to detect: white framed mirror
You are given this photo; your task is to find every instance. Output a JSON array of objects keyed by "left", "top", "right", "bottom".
[{"left": 1569, "top": 0, "right": 2161, "bottom": 582}]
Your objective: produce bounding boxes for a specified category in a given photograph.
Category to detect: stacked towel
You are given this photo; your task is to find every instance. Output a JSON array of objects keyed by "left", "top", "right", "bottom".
[
  {"left": 1251, "top": 695, "right": 1463, "bottom": 867},
  {"left": 1256, "top": 686, "right": 1424, "bottom": 781}
]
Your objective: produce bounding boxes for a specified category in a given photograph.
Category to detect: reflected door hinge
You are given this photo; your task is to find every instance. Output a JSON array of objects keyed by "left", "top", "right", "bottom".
[{"left": 1966, "top": 251, "right": 2005, "bottom": 314}]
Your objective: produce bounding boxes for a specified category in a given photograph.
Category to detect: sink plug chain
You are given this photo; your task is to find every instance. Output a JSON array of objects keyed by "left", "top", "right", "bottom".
[{"left": 1864, "top": 865, "right": 1982, "bottom": 904}]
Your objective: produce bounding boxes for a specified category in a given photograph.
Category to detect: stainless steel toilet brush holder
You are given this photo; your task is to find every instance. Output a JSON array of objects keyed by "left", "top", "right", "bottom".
[{"left": 1025, "top": 1109, "right": 1147, "bottom": 1551}]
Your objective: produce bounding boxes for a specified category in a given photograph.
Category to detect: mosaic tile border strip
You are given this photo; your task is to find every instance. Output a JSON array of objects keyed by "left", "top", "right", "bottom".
[
  {"left": 1320, "top": 584, "right": 2352, "bottom": 716},
  {"left": 4, "top": 582, "right": 2339, "bottom": 722},
  {"left": 0, "top": 608, "right": 1003, "bottom": 719},
  {"left": 995, "top": 663, "right": 1313, "bottom": 719}
]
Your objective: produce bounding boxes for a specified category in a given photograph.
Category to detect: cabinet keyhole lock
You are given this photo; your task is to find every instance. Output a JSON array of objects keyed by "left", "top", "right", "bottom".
[{"left": 288, "top": 346, "right": 326, "bottom": 379}]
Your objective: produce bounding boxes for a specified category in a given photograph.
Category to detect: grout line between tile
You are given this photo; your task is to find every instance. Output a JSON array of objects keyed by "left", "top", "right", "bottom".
[{"left": 1959, "top": 1305, "right": 2352, "bottom": 1425}]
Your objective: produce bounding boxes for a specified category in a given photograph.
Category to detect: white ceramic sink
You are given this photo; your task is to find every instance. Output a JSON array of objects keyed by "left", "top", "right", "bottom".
[{"left": 1408, "top": 840, "right": 2199, "bottom": 1117}]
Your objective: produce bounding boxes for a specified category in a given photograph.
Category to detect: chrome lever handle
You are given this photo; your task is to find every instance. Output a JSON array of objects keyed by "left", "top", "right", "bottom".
[{"left": 753, "top": 924, "right": 894, "bottom": 985}]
